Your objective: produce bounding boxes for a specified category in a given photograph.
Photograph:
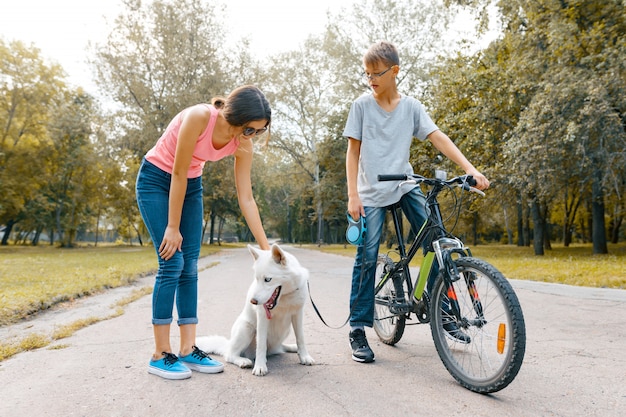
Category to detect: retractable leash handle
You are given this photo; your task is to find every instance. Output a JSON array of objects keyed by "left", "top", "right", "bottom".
[{"left": 345, "top": 212, "right": 367, "bottom": 246}]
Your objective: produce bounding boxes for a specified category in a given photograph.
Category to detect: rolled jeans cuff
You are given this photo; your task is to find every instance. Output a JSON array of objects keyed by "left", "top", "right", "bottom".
[
  {"left": 152, "top": 317, "right": 173, "bottom": 325},
  {"left": 177, "top": 317, "right": 199, "bottom": 326}
]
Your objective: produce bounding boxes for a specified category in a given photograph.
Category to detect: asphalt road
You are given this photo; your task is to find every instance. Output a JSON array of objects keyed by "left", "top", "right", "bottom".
[{"left": 1, "top": 245, "right": 625, "bottom": 417}]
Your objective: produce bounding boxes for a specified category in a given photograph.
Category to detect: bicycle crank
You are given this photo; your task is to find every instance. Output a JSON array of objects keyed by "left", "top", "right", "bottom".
[{"left": 413, "top": 299, "right": 431, "bottom": 323}]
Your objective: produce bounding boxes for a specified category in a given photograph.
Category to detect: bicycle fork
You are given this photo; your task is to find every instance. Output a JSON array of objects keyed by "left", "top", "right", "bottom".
[{"left": 431, "top": 238, "right": 486, "bottom": 328}]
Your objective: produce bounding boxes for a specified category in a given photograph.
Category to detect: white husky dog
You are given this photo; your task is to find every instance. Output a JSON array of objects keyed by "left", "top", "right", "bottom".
[{"left": 196, "top": 244, "right": 315, "bottom": 376}]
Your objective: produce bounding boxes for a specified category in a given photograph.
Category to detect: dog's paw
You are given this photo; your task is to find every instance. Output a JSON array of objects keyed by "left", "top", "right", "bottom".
[
  {"left": 252, "top": 364, "right": 269, "bottom": 376},
  {"left": 231, "top": 357, "right": 253, "bottom": 369},
  {"left": 299, "top": 354, "right": 315, "bottom": 366}
]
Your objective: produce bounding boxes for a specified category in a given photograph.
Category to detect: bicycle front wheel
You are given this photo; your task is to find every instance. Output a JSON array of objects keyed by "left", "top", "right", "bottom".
[
  {"left": 373, "top": 254, "right": 407, "bottom": 345},
  {"left": 430, "top": 257, "right": 526, "bottom": 393}
]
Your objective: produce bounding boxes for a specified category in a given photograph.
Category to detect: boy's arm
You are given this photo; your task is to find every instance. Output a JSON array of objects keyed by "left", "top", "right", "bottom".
[
  {"left": 346, "top": 138, "right": 365, "bottom": 219},
  {"left": 427, "top": 130, "right": 490, "bottom": 190}
]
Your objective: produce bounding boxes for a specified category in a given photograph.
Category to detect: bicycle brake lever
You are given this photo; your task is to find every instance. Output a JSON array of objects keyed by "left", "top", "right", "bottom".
[
  {"left": 469, "top": 187, "right": 486, "bottom": 197},
  {"left": 456, "top": 182, "right": 485, "bottom": 196},
  {"left": 398, "top": 180, "right": 417, "bottom": 187}
]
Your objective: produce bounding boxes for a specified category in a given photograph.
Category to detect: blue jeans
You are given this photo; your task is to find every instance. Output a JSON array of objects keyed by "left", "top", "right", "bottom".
[
  {"left": 136, "top": 159, "right": 203, "bottom": 326},
  {"left": 350, "top": 186, "right": 437, "bottom": 328}
]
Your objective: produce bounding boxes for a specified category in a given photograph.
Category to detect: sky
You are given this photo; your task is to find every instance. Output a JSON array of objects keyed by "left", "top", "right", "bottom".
[{"left": 0, "top": 0, "right": 359, "bottom": 94}]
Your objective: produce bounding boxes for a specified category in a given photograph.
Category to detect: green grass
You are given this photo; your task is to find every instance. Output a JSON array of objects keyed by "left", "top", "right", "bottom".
[
  {"left": 0, "top": 243, "right": 229, "bottom": 326},
  {"left": 2, "top": 242, "right": 621, "bottom": 328},
  {"left": 0, "top": 241, "right": 623, "bottom": 362},
  {"left": 0, "top": 244, "right": 228, "bottom": 362},
  {"left": 304, "top": 242, "right": 626, "bottom": 289}
]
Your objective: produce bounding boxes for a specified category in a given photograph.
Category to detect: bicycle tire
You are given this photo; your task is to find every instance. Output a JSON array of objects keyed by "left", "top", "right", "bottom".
[
  {"left": 373, "top": 254, "right": 407, "bottom": 345},
  {"left": 430, "top": 257, "right": 526, "bottom": 393}
]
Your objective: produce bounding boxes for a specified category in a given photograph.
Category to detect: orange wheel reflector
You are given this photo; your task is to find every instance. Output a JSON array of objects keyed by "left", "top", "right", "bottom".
[{"left": 497, "top": 323, "right": 506, "bottom": 354}]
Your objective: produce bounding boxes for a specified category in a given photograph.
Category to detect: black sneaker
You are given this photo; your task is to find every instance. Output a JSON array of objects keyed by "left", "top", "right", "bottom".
[
  {"left": 442, "top": 321, "right": 471, "bottom": 344},
  {"left": 349, "top": 329, "right": 375, "bottom": 363}
]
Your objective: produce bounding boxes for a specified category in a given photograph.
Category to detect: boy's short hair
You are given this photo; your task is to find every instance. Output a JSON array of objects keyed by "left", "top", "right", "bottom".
[{"left": 363, "top": 41, "right": 400, "bottom": 67}]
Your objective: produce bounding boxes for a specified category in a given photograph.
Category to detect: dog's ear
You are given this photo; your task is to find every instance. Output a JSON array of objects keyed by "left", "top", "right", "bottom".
[
  {"left": 271, "top": 244, "right": 287, "bottom": 266},
  {"left": 248, "top": 244, "right": 261, "bottom": 260}
]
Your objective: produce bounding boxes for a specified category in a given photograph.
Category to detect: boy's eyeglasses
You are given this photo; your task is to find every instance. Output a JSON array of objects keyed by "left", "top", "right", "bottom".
[
  {"left": 362, "top": 66, "right": 394, "bottom": 81},
  {"left": 242, "top": 126, "right": 268, "bottom": 137}
]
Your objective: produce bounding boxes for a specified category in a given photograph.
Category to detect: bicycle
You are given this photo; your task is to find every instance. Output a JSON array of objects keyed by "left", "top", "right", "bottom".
[{"left": 373, "top": 171, "right": 526, "bottom": 393}]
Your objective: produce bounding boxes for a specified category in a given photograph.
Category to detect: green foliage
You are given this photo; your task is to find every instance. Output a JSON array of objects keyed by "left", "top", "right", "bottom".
[
  {"left": 0, "top": 39, "right": 67, "bottom": 242},
  {"left": 428, "top": 0, "right": 626, "bottom": 253},
  {"left": 1, "top": 0, "right": 624, "bottom": 250},
  {"left": 92, "top": 0, "right": 233, "bottom": 157}
]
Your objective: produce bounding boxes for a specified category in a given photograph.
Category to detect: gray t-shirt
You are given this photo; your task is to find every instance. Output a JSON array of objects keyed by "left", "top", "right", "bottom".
[{"left": 343, "top": 94, "right": 438, "bottom": 207}]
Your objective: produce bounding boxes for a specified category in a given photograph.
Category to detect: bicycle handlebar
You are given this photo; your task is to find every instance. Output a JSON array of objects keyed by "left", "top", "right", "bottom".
[
  {"left": 377, "top": 174, "right": 409, "bottom": 181},
  {"left": 377, "top": 173, "right": 485, "bottom": 196}
]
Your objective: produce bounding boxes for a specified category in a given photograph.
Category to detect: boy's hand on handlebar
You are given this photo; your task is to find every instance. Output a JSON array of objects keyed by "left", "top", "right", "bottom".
[{"left": 466, "top": 169, "right": 490, "bottom": 191}]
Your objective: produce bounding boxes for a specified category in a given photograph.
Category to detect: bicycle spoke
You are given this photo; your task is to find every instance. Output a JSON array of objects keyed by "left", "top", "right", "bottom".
[
  {"left": 430, "top": 257, "right": 526, "bottom": 393},
  {"left": 373, "top": 255, "right": 406, "bottom": 345}
]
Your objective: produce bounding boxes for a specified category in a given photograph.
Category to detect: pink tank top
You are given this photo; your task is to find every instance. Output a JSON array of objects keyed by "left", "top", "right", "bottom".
[{"left": 145, "top": 104, "right": 239, "bottom": 178}]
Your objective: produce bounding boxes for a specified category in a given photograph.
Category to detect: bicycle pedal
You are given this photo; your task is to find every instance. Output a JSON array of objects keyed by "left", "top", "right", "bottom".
[{"left": 390, "top": 303, "right": 411, "bottom": 314}]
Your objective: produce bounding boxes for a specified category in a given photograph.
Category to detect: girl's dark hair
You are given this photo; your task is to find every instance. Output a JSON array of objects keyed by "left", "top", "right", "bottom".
[
  {"left": 216, "top": 85, "right": 271, "bottom": 128},
  {"left": 211, "top": 97, "right": 226, "bottom": 109}
]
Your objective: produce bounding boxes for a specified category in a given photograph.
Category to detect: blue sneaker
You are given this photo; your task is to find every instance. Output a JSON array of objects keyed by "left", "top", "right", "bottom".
[
  {"left": 179, "top": 346, "right": 224, "bottom": 374},
  {"left": 148, "top": 352, "right": 192, "bottom": 380}
]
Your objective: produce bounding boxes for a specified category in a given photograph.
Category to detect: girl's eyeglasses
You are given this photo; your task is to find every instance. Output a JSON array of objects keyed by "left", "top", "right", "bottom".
[{"left": 242, "top": 126, "right": 268, "bottom": 137}]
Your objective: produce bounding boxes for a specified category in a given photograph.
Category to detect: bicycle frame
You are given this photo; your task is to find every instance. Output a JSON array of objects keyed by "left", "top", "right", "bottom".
[{"left": 374, "top": 182, "right": 475, "bottom": 319}]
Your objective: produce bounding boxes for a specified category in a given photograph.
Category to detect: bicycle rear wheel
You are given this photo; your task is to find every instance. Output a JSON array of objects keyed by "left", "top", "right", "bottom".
[
  {"left": 373, "top": 254, "right": 407, "bottom": 345},
  {"left": 430, "top": 257, "right": 526, "bottom": 393}
]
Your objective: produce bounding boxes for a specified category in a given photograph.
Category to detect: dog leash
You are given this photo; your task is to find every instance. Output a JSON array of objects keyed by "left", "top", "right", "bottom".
[
  {"left": 307, "top": 245, "right": 368, "bottom": 330},
  {"left": 307, "top": 281, "right": 350, "bottom": 329}
]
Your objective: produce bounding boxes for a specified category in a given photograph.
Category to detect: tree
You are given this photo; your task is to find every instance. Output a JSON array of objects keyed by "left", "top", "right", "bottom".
[
  {"left": 0, "top": 39, "right": 68, "bottom": 244},
  {"left": 261, "top": 35, "right": 343, "bottom": 244},
  {"left": 92, "top": 0, "right": 232, "bottom": 158},
  {"left": 432, "top": 0, "right": 626, "bottom": 253},
  {"left": 503, "top": 0, "right": 626, "bottom": 254},
  {"left": 259, "top": 0, "right": 452, "bottom": 244},
  {"left": 328, "top": 0, "right": 451, "bottom": 97},
  {"left": 91, "top": 0, "right": 256, "bottom": 245},
  {"left": 44, "top": 91, "right": 102, "bottom": 247}
]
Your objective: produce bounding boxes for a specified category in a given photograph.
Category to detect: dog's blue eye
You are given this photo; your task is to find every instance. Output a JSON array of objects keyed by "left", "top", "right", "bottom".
[{"left": 264, "top": 276, "right": 272, "bottom": 283}]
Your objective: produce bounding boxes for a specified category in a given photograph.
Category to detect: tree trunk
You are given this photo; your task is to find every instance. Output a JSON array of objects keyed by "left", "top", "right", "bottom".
[
  {"left": 32, "top": 226, "right": 43, "bottom": 246},
  {"left": 218, "top": 217, "right": 225, "bottom": 246},
  {"left": 516, "top": 200, "right": 524, "bottom": 246},
  {"left": 94, "top": 211, "right": 100, "bottom": 247},
  {"left": 524, "top": 204, "right": 531, "bottom": 246},
  {"left": 503, "top": 206, "right": 513, "bottom": 245},
  {"left": 286, "top": 204, "right": 293, "bottom": 243},
  {"left": 591, "top": 171, "right": 608, "bottom": 254},
  {"left": 316, "top": 199, "right": 324, "bottom": 246},
  {"left": 610, "top": 214, "right": 622, "bottom": 244},
  {"left": 563, "top": 225, "right": 572, "bottom": 247},
  {"left": 531, "top": 199, "right": 544, "bottom": 256},
  {"left": 472, "top": 211, "right": 479, "bottom": 245},
  {"left": 542, "top": 204, "right": 552, "bottom": 251},
  {"left": 209, "top": 210, "right": 217, "bottom": 245},
  {"left": 609, "top": 208, "right": 624, "bottom": 243},
  {"left": 1, "top": 219, "right": 15, "bottom": 245}
]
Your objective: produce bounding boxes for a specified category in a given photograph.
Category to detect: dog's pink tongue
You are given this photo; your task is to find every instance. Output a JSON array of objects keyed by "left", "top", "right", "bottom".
[{"left": 264, "top": 304, "right": 272, "bottom": 320}]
